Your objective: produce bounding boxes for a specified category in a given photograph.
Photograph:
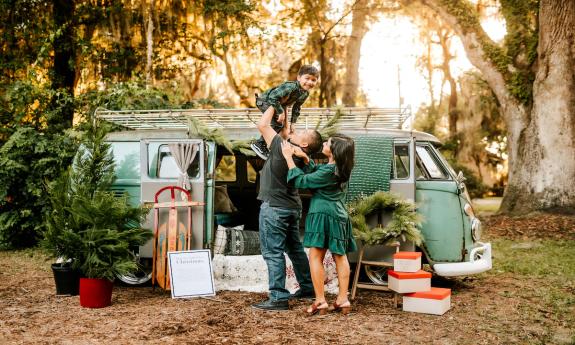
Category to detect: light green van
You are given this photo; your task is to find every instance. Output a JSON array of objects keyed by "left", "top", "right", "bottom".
[{"left": 97, "top": 108, "right": 491, "bottom": 285}]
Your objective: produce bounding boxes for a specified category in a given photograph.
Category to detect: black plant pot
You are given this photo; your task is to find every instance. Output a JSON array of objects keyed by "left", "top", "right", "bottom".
[{"left": 51, "top": 263, "right": 80, "bottom": 296}]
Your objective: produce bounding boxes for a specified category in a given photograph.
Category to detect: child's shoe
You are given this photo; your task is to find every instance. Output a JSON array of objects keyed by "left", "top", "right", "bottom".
[{"left": 251, "top": 141, "right": 270, "bottom": 160}]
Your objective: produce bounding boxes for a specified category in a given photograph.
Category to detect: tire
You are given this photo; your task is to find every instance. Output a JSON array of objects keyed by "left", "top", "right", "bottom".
[
  {"left": 364, "top": 265, "right": 390, "bottom": 286},
  {"left": 116, "top": 257, "right": 153, "bottom": 286}
]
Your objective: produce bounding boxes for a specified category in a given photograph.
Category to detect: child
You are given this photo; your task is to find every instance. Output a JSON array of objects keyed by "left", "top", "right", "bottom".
[{"left": 250, "top": 65, "right": 319, "bottom": 160}]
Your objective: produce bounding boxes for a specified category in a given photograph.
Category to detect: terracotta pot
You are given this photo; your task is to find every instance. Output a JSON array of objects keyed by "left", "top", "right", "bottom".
[
  {"left": 51, "top": 263, "right": 80, "bottom": 296},
  {"left": 79, "top": 278, "right": 113, "bottom": 308}
]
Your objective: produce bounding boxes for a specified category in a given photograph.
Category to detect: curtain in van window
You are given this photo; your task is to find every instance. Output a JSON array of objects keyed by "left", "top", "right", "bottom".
[
  {"left": 346, "top": 136, "right": 393, "bottom": 203},
  {"left": 168, "top": 143, "right": 198, "bottom": 194}
]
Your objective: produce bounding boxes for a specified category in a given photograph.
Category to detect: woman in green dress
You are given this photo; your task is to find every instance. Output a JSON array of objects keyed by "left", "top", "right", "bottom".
[{"left": 281, "top": 133, "right": 357, "bottom": 315}]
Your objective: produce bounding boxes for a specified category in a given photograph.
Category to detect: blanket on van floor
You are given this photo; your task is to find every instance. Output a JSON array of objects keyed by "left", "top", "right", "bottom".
[
  {"left": 346, "top": 136, "right": 393, "bottom": 202},
  {"left": 212, "top": 249, "right": 339, "bottom": 294}
]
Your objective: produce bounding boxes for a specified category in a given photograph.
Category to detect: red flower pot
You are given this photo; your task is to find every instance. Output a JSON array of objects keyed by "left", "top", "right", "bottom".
[{"left": 79, "top": 278, "right": 114, "bottom": 308}]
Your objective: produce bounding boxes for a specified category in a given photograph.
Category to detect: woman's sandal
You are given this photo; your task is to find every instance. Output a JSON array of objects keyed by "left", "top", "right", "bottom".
[
  {"left": 329, "top": 300, "right": 352, "bottom": 315},
  {"left": 306, "top": 301, "right": 329, "bottom": 316}
]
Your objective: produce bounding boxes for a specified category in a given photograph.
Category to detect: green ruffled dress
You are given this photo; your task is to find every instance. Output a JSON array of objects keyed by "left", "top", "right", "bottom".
[{"left": 287, "top": 162, "right": 357, "bottom": 255}]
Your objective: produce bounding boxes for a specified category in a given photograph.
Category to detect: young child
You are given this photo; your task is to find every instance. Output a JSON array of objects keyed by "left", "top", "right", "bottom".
[{"left": 251, "top": 65, "right": 319, "bottom": 160}]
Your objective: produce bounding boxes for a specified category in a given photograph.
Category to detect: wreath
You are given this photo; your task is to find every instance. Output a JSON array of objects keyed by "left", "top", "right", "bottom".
[{"left": 348, "top": 191, "right": 423, "bottom": 246}]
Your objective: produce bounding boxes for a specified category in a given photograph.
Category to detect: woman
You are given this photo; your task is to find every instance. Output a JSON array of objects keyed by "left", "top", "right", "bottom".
[{"left": 281, "top": 133, "right": 357, "bottom": 315}]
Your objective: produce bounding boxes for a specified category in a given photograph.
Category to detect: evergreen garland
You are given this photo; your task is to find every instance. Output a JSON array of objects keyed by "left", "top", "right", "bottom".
[
  {"left": 315, "top": 107, "right": 343, "bottom": 139},
  {"left": 231, "top": 139, "right": 256, "bottom": 156},
  {"left": 348, "top": 191, "right": 423, "bottom": 246},
  {"left": 186, "top": 109, "right": 345, "bottom": 156},
  {"left": 187, "top": 116, "right": 234, "bottom": 153}
]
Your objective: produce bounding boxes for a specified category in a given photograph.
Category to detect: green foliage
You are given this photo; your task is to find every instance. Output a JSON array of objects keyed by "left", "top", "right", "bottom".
[
  {"left": 187, "top": 116, "right": 234, "bottom": 153},
  {"left": 78, "top": 81, "right": 229, "bottom": 124},
  {"left": 440, "top": 0, "right": 539, "bottom": 105},
  {"left": 414, "top": 105, "right": 441, "bottom": 137},
  {"left": 315, "top": 107, "right": 343, "bottom": 139},
  {"left": 78, "top": 81, "right": 178, "bottom": 116},
  {"left": 43, "top": 123, "right": 151, "bottom": 280},
  {"left": 196, "top": 0, "right": 258, "bottom": 55},
  {"left": 348, "top": 191, "right": 423, "bottom": 246},
  {"left": 0, "top": 0, "right": 52, "bottom": 83},
  {"left": 448, "top": 159, "right": 488, "bottom": 198},
  {"left": 0, "top": 81, "right": 75, "bottom": 139},
  {"left": 0, "top": 128, "right": 77, "bottom": 249},
  {"left": 231, "top": 139, "right": 256, "bottom": 157},
  {"left": 438, "top": 0, "right": 482, "bottom": 32}
]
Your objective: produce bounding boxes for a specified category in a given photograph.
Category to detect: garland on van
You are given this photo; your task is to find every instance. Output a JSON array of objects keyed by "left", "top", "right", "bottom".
[
  {"left": 186, "top": 109, "right": 345, "bottom": 156},
  {"left": 186, "top": 116, "right": 234, "bottom": 152},
  {"left": 315, "top": 107, "right": 343, "bottom": 139},
  {"left": 348, "top": 191, "right": 423, "bottom": 246}
]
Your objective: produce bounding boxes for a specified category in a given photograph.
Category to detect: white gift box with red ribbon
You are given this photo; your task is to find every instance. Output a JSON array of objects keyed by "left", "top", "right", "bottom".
[
  {"left": 403, "top": 287, "right": 451, "bottom": 315},
  {"left": 393, "top": 252, "right": 422, "bottom": 272}
]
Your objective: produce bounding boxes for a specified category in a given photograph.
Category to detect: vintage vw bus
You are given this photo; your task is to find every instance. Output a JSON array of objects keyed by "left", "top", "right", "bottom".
[{"left": 96, "top": 107, "right": 491, "bottom": 285}]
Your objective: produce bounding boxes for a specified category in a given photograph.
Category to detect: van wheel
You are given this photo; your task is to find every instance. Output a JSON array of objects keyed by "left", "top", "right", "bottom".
[
  {"left": 364, "top": 265, "right": 389, "bottom": 286},
  {"left": 116, "top": 258, "right": 153, "bottom": 286}
]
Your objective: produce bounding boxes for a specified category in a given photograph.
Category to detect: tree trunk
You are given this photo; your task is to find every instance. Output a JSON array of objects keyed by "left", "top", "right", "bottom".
[
  {"left": 501, "top": 0, "right": 575, "bottom": 213},
  {"left": 145, "top": 0, "right": 155, "bottom": 87},
  {"left": 342, "top": 0, "right": 369, "bottom": 106},
  {"left": 438, "top": 30, "right": 458, "bottom": 137},
  {"left": 51, "top": 0, "right": 76, "bottom": 129},
  {"left": 319, "top": 38, "right": 337, "bottom": 107},
  {"left": 419, "top": 0, "right": 575, "bottom": 213}
]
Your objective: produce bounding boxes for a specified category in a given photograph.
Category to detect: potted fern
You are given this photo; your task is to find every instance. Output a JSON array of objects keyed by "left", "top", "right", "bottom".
[{"left": 43, "top": 123, "right": 151, "bottom": 307}]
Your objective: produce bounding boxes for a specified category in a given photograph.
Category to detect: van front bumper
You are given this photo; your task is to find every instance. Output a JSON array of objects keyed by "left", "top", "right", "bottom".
[{"left": 432, "top": 242, "right": 492, "bottom": 277}]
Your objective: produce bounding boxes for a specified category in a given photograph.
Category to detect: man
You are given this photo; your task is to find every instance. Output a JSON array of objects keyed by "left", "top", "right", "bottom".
[{"left": 251, "top": 103, "right": 323, "bottom": 311}]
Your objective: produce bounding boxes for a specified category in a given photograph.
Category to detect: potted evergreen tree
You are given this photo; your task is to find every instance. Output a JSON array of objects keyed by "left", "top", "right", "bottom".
[
  {"left": 43, "top": 123, "right": 151, "bottom": 307},
  {"left": 43, "top": 169, "right": 81, "bottom": 296}
]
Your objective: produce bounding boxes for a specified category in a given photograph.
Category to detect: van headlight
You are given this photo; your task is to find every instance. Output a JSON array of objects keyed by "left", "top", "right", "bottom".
[{"left": 471, "top": 218, "right": 482, "bottom": 241}]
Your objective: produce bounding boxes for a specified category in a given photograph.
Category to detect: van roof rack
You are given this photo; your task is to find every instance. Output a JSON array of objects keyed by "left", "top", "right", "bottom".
[{"left": 95, "top": 107, "right": 412, "bottom": 131}]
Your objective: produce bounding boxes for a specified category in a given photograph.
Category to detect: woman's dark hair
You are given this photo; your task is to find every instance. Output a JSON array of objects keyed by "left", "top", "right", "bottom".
[{"left": 329, "top": 133, "right": 355, "bottom": 188}]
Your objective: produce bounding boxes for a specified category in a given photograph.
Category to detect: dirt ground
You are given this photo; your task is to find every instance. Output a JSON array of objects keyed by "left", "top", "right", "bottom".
[{"left": 1, "top": 214, "right": 574, "bottom": 345}]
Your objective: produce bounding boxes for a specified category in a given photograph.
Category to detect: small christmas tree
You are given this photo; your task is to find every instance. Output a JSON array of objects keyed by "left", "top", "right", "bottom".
[{"left": 43, "top": 123, "right": 151, "bottom": 281}]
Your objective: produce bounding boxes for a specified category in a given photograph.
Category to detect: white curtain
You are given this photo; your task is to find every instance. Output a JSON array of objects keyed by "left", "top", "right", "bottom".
[{"left": 168, "top": 143, "right": 198, "bottom": 198}]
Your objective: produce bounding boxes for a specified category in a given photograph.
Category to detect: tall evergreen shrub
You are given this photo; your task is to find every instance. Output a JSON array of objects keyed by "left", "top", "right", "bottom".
[{"left": 43, "top": 124, "right": 151, "bottom": 281}]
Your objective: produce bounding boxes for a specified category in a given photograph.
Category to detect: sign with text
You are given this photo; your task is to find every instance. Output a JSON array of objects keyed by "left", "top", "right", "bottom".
[{"left": 168, "top": 250, "right": 216, "bottom": 299}]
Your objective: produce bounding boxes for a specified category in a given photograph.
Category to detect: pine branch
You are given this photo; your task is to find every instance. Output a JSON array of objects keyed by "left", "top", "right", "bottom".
[{"left": 187, "top": 116, "right": 234, "bottom": 152}]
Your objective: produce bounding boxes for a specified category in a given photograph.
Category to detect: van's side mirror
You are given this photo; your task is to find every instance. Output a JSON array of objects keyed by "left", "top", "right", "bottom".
[{"left": 456, "top": 171, "right": 467, "bottom": 193}]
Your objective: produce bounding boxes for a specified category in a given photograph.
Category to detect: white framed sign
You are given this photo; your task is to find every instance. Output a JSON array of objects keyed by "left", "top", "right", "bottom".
[{"left": 168, "top": 250, "right": 216, "bottom": 299}]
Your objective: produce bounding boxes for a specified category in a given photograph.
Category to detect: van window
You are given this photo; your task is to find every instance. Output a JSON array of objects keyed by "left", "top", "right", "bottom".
[
  {"left": 216, "top": 156, "right": 236, "bottom": 182},
  {"left": 392, "top": 144, "right": 410, "bottom": 179},
  {"left": 416, "top": 145, "right": 449, "bottom": 180},
  {"left": 110, "top": 142, "right": 140, "bottom": 180},
  {"left": 152, "top": 144, "right": 200, "bottom": 179}
]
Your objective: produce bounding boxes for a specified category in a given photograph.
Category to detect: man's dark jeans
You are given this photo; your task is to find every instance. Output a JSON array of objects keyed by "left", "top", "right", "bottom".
[{"left": 259, "top": 202, "right": 313, "bottom": 302}]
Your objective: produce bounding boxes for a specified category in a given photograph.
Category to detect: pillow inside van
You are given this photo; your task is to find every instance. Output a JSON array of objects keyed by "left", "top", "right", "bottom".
[{"left": 214, "top": 185, "right": 238, "bottom": 213}]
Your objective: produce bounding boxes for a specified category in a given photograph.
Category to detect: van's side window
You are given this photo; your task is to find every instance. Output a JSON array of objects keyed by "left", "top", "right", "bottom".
[
  {"left": 415, "top": 145, "right": 449, "bottom": 180},
  {"left": 110, "top": 142, "right": 140, "bottom": 180},
  {"left": 392, "top": 144, "right": 410, "bottom": 179},
  {"left": 216, "top": 156, "right": 236, "bottom": 182},
  {"left": 153, "top": 144, "right": 200, "bottom": 179}
]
